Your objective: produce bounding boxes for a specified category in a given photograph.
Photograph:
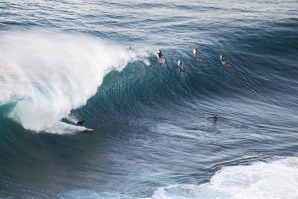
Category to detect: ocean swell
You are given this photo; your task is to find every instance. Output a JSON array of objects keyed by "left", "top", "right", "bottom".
[{"left": 0, "top": 29, "right": 140, "bottom": 132}]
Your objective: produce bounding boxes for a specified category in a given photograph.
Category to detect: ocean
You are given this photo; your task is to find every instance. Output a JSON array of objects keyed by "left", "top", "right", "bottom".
[{"left": 0, "top": 0, "right": 298, "bottom": 198}]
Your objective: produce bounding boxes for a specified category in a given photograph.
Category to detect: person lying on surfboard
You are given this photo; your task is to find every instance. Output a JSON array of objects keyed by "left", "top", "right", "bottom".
[
  {"left": 220, "top": 55, "right": 230, "bottom": 67},
  {"left": 76, "top": 120, "right": 85, "bottom": 126},
  {"left": 220, "top": 55, "right": 230, "bottom": 62}
]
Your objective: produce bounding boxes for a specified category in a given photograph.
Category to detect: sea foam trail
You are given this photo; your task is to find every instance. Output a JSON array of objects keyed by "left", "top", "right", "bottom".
[
  {"left": 58, "top": 157, "right": 298, "bottom": 198},
  {"left": 0, "top": 29, "right": 142, "bottom": 132},
  {"left": 149, "top": 157, "right": 298, "bottom": 199}
]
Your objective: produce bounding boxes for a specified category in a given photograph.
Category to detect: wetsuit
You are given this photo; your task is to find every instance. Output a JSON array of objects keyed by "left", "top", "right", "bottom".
[
  {"left": 178, "top": 64, "right": 184, "bottom": 72},
  {"left": 76, "top": 121, "right": 85, "bottom": 126},
  {"left": 157, "top": 51, "right": 163, "bottom": 58}
]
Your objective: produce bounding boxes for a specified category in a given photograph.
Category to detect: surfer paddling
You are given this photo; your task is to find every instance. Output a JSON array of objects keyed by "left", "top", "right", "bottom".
[
  {"left": 220, "top": 55, "right": 230, "bottom": 67},
  {"left": 178, "top": 60, "right": 184, "bottom": 76},
  {"left": 193, "top": 49, "right": 200, "bottom": 61}
]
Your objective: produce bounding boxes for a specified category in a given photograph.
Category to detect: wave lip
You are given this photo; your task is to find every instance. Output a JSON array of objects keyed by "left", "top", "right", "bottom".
[{"left": 0, "top": 29, "right": 140, "bottom": 131}]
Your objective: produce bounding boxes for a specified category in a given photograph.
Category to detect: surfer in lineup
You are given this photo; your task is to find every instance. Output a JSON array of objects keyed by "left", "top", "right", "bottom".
[
  {"left": 76, "top": 120, "right": 85, "bottom": 126},
  {"left": 156, "top": 48, "right": 163, "bottom": 59},
  {"left": 193, "top": 49, "right": 200, "bottom": 61},
  {"left": 220, "top": 55, "right": 224, "bottom": 61},
  {"left": 193, "top": 49, "right": 198, "bottom": 57},
  {"left": 220, "top": 55, "right": 230, "bottom": 67},
  {"left": 178, "top": 60, "right": 184, "bottom": 76},
  {"left": 156, "top": 48, "right": 165, "bottom": 65},
  {"left": 220, "top": 55, "right": 230, "bottom": 63}
]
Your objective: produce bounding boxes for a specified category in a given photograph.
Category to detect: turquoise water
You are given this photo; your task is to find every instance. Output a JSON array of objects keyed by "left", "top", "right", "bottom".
[{"left": 0, "top": 0, "right": 298, "bottom": 198}]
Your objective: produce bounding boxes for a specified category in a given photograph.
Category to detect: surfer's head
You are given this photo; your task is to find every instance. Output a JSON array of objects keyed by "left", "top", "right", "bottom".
[{"left": 213, "top": 114, "right": 217, "bottom": 118}]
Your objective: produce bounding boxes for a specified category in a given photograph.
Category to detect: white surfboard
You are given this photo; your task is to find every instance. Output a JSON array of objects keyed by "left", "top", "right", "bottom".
[
  {"left": 76, "top": 125, "right": 93, "bottom": 132},
  {"left": 84, "top": 128, "right": 93, "bottom": 132}
]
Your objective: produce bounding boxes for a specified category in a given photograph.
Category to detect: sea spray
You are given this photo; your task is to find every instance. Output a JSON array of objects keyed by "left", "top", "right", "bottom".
[{"left": 0, "top": 29, "right": 143, "bottom": 132}]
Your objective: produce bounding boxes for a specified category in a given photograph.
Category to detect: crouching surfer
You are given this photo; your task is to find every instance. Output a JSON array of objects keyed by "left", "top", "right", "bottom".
[{"left": 76, "top": 120, "right": 85, "bottom": 126}]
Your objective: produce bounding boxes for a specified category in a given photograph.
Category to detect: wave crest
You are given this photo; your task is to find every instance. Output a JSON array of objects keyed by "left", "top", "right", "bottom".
[{"left": 0, "top": 29, "right": 141, "bottom": 131}]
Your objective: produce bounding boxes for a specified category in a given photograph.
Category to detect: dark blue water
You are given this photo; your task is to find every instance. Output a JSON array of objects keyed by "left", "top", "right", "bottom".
[{"left": 0, "top": 0, "right": 298, "bottom": 198}]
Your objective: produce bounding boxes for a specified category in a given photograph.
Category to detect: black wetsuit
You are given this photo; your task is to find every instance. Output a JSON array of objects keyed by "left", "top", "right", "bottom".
[
  {"left": 76, "top": 121, "right": 85, "bottom": 126},
  {"left": 178, "top": 63, "right": 184, "bottom": 72},
  {"left": 157, "top": 52, "right": 163, "bottom": 58}
]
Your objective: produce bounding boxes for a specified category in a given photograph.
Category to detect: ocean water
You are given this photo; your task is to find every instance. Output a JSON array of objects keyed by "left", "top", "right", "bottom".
[{"left": 0, "top": 0, "right": 298, "bottom": 198}]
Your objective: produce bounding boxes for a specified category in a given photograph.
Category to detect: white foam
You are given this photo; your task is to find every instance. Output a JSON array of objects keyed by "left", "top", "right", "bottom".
[
  {"left": 58, "top": 189, "right": 133, "bottom": 199},
  {"left": 56, "top": 157, "right": 298, "bottom": 198},
  {"left": 0, "top": 29, "right": 145, "bottom": 132},
  {"left": 43, "top": 121, "right": 88, "bottom": 135},
  {"left": 148, "top": 157, "right": 298, "bottom": 199}
]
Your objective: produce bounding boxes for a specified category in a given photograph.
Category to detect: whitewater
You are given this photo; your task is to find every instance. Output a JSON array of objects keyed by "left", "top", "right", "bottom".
[
  {"left": 0, "top": 30, "right": 144, "bottom": 132},
  {"left": 0, "top": 0, "right": 297, "bottom": 198}
]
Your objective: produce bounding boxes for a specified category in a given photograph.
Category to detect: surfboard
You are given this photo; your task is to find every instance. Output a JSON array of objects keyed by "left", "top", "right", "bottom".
[
  {"left": 84, "top": 128, "right": 93, "bottom": 132},
  {"left": 179, "top": 68, "right": 184, "bottom": 77},
  {"left": 76, "top": 125, "right": 93, "bottom": 132},
  {"left": 158, "top": 57, "right": 165, "bottom": 63}
]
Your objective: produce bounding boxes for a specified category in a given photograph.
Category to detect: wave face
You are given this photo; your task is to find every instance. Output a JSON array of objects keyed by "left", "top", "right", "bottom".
[
  {"left": 0, "top": 30, "right": 140, "bottom": 131},
  {"left": 0, "top": 0, "right": 298, "bottom": 198}
]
